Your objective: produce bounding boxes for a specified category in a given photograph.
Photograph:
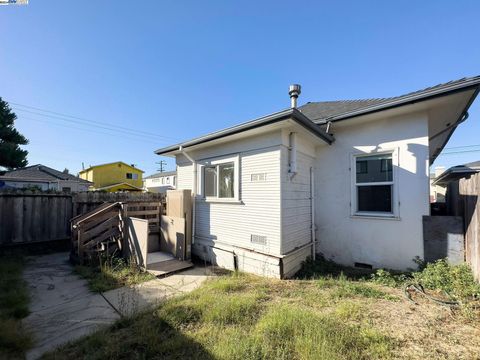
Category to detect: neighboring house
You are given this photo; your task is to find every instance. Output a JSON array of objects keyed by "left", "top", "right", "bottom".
[
  {"left": 432, "top": 161, "right": 480, "bottom": 187},
  {"left": 143, "top": 171, "right": 177, "bottom": 193},
  {"left": 79, "top": 161, "right": 144, "bottom": 192},
  {"left": 0, "top": 164, "right": 91, "bottom": 192},
  {"left": 430, "top": 166, "right": 446, "bottom": 202},
  {"left": 155, "top": 76, "right": 480, "bottom": 278},
  {"left": 432, "top": 160, "right": 480, "bottom": 216}
]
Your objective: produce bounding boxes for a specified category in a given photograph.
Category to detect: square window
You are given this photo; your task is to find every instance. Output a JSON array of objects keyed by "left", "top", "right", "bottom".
[
  {"left": 354, "top": 153, "right": 395, "bottom": 215},
  {"left": 202, "top": 156, "right": 239, "bottom": 201}
]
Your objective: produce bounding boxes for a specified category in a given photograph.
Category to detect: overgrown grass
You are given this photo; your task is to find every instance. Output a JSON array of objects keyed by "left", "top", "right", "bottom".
[
  {"left": 44, "top": 257, "right": 480, "bottom": 359},
  {"left": 0, "top": 254, "right": 33, "bottom": 359},
  {"left": 46, "top": 272, "right": 395, "bottom": 360},
  {"left": 75, "top": 256, "right": 155, "bottom": 292}
]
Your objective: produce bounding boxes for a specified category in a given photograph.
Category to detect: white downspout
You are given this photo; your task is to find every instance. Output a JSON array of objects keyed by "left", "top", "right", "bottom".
[
  {"left": 179, "top": 146, "right": 196, "bottom": 244},
  {"left": 310, "top": 166, "right": 316, "bottom": 261}
]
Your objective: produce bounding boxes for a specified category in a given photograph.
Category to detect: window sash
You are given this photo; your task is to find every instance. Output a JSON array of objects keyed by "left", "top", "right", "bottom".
[
  {"left": 352, "top": 151, "right": 396, "bottom": 216},
  {"left": 204, "top": 166, "right": 217, "bottom": 197},
  {"left": 356, "top": 184, "right": 393, "bottom": 213},
  {"left": 202, "top": 157, "right": 238, "bottom": 201}
]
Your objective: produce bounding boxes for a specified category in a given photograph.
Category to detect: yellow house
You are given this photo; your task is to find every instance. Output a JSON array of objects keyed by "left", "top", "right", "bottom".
[{"left": 79, "top": 161, "right": 144, "bottom": 192}]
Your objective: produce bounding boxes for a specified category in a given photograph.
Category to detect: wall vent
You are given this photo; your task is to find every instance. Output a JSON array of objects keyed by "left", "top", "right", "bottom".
[
  {"left": 251, "top": 234, "right": 267, "bottom": 245},
  {"left": 354, "top": 262, "right": 373, "bottom": 269},
  {"left": 251, "top": 173, "right": 267, "bottom": 182}
]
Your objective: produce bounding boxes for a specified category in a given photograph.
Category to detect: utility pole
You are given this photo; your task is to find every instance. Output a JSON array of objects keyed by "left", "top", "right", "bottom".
[{"left": 156, "top": 160, "right": 167, "bottom": 172}]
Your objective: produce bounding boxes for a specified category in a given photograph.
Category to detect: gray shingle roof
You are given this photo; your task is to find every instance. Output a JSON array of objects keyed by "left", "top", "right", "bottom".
[
  {"left": 299, "top": 76, "right": 480, "bottom": 123},
  {"left": 0, "top": 164, "right": 91, "bottom": 183}
]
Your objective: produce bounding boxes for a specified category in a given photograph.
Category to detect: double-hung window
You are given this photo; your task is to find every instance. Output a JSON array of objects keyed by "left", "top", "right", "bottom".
[
  {"left": 202, "top": 156, "right": 239, "bottom": 201},
  {"left": 353, "top": 152, "right": 395, "bottom": 216}
]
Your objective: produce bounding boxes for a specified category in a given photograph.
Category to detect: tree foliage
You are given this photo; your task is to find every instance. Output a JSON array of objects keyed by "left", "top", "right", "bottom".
[{"left": 0, "top": 98, "right": 28, "bottom": 169}]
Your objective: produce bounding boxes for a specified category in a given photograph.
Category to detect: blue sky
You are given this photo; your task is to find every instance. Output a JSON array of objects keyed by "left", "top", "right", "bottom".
[{"left": 0, "top": 0, "right": 479, "bottom": 175}]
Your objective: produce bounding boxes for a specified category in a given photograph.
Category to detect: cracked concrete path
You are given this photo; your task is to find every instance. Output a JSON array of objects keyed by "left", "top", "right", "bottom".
[
  {"left": 22, "top": 252, "right": 213, "bottom": 359},
  {"left": 22, "top": 252, "right": 120, "bottom": 360},
  {"left": 102, "top": 267, "right": 213, "bottom": 317}
]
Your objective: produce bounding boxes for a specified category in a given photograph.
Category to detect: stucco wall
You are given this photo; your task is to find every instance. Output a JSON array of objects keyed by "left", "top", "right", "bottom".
[{"left": 315, "top": 111, "right": 430, "bottom": 270}]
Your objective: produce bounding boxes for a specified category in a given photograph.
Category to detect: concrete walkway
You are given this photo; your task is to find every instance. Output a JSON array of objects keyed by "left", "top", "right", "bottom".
[
  {"left": 22, "top": 252, "right": 212, "bottom": 359},
  {"left": 103, "top": 267, "right": 213, "bottom": 317}
]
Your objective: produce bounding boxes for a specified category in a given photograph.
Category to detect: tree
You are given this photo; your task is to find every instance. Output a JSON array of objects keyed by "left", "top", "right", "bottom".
[{"left": 0, "top": 97, "right": 28, "bottom": 169}]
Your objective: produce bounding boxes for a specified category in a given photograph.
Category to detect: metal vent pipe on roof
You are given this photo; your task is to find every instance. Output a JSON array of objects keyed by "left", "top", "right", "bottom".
[{"left": 289, "top": 84, "right": 301, "bottom": 108}]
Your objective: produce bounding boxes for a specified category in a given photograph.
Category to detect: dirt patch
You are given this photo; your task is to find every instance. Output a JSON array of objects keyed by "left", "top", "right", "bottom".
[{"left": 366, "top": 291, "right": 480, "bottom": 360}]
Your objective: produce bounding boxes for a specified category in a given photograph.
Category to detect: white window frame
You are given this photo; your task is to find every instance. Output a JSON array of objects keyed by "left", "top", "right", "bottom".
[
  {"left": 351, "top": 149, "right": 399, "bottom": 219},
  {"left": 199, "top": 155, "right": 240, "bottom": 202}
]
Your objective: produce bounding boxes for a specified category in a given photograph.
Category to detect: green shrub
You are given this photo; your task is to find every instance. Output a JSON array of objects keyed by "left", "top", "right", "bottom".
[
  {"left": 412, "top": 259, "right": 480, "bottom": 300},
  {"left": 370, "top": 269, "right": 410, "bottom": 288}
]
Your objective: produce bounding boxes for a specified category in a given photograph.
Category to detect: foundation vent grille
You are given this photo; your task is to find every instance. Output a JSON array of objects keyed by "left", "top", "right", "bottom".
[{"left": 251, "top": 234, "right": 267, "bottom": 245}]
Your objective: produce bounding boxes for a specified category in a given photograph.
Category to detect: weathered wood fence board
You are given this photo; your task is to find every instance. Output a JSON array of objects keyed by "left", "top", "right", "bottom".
[
  {"left": 0, "top": 191, "right": 166, "bottom": 246},
  {"left": 459, "top": 173, "right": 480, "bottom": 280},
  {"left": 0, "top": 193, "right": 73, "bottom": 245}
]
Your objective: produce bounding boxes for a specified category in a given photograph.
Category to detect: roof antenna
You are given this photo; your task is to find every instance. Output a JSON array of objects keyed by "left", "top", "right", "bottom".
[{"left": 289, "top": 84, "right": 301, "bottom": 108}]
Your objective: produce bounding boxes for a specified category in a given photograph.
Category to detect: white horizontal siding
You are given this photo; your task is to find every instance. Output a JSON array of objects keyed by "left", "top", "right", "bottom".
[
  {"left": 176, "top": 161, "right": 193, "bottom": 191},
  {"left": 195, "top": 148, "right": 282, "bottom": 255},
  {"left": 174, "top": 131, "right": 284, "bottom": 258},
  {"left": 281, "top": 144, "right": 316, "bottom": 254}
]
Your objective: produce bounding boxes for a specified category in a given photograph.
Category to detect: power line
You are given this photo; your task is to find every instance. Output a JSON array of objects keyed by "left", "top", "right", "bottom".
[
  {"left": 21, "top": 116, "right": 162, "bottom": 145},
  {"left": 8, "top": 100, "right": 180, "bottom": 142},
  {"left": 438, "top": 149, "right": 480, "bottom": 156},
  {"left": 14, "top": 107, "right": 173, "bottom": 142},
  {"left": 443, "top": 144, "right": 480, "bottom": 150}
]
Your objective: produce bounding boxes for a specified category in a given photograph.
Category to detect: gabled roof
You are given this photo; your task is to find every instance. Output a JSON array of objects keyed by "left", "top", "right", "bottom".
[
  {"left": 299, "top": 76, "right": 480, "bottom": 123},
  {"left": 0, "top": 164, "right": 91, "bottom": 183},
  {"left": 432, "top": 160, "right": 480, "bottom": 186},
  {"left": 79, "top": 161, "right": 144, "bottom": 174},
  {"left": 155, "top": 108, "right": 335, "bottom": 155},
  {"left": 144, "top": 171, "right": 177, "bottom": 179}
]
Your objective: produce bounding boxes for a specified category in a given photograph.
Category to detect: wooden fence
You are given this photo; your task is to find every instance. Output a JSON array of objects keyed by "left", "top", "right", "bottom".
[
  {"left": 0, "top": 193, "right": 73, "bottom": 245},
  {"left": 459, "top": 173, "right": 480, "bottom": 280},
  {"left": 0, "top": 191, "right": 166, "bottom": 246}
]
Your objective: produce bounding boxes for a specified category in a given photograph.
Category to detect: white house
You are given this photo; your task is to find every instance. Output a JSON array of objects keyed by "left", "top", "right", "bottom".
[
  {"left": 0, "top": 164, "right": 92, "bottom": 192},
  {"left": 155, "top": 76, "right": 480, "bottom": 278},
  {"left": 143, "top": 171, "right": 176, "bottom": 193}
]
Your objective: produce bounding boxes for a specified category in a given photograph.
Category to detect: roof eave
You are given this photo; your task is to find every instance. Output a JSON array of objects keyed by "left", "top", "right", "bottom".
[
  {"left": 319, "top": 78, "right": 480, "bottom": 124},
  {"left": 155, "top": 108, "right": 334, "bottom": 156}
]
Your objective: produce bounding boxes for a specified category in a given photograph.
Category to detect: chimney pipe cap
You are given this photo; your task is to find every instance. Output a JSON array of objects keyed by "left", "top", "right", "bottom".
[{"left": 289, "top": 84, "right": 301, "bottom": 97}]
